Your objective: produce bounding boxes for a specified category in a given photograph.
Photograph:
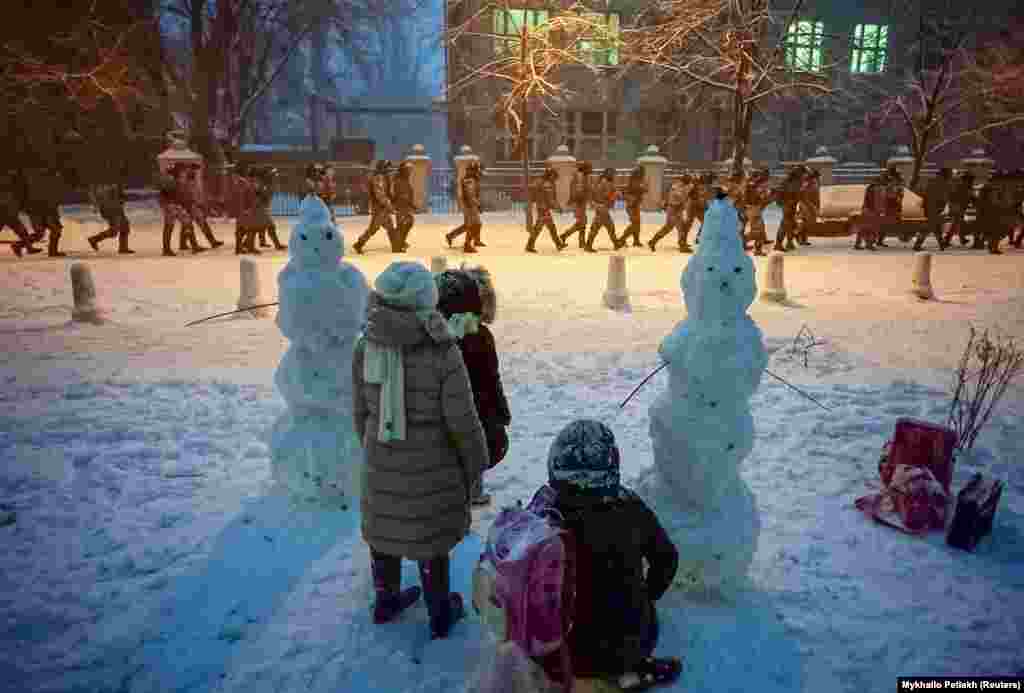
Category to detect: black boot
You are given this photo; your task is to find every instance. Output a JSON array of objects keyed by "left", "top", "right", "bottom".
[
  {"left": 117, "top": 230, "right": 134, "bottom": 254},
  {"left": 162, "top": 225, "right": 176, "bottom": 257},
  {"left": 370, "top": 551, "right": 422, "bottom": 624},
  {"left": 88, "top": 229, "right": 117, "bottom": 251},
  {"left": 201, "top": 223, "right": 224, "bottom": 249},
  {"left": 584, "top": 229, "right": 598, "bottom": 253},
  {"left": 418, "top": 555, "right": 464, "bottom": 640},
  {"left": 267, "top": 228, "right": 287, "bottom": 250}
]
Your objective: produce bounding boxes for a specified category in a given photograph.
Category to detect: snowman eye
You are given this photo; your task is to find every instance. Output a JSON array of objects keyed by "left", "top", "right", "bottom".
[
  {"left": 734, "top": 267, "right": 742, "bottom": 273},
  {"left": 707, "top": 266, "right": 714, "bottom": 272},
  {"left": 326, "top": 232, "right": 333, "bottom": 240},
  {"left": 300, "top": 233, "right": 307, "bottom": 240}
]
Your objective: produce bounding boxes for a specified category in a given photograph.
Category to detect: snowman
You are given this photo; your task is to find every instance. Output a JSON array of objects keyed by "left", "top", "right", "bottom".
[
  {"left": 270, "top": 196, "right": 369, "bottom": 507},
  {"left": 635, "top": 194, "right": 768, "bottom": 598}
]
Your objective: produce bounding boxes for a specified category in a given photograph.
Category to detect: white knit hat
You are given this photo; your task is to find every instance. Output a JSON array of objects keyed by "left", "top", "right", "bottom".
[{"left": 374, "top": 261, "right": 439, "bottom": 319}]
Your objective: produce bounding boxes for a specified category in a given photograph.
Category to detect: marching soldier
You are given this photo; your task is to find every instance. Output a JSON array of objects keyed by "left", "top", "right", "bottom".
[
  {"left": 230, "top": 164, "right": 254, "bottom": 254},
  {"left": 354, "top": 159, "right": 400, "bottom": 254},
  {"left": 944, "top": 171, "right": 976, "bottom": 248},
  {"left": 691, "top": 172, "right": 714, "bottom": 243},
  {"left": 854, "top": 173, "right": 886, "bottom": 251},
  {"left": 648, "top": 175, "right": 691, "bottom": 253},
  {"left": 743, "top": 169, "right": 773, "bottom": 256},
  {"left": 977, "top": 170, "right": 1017, "bottom": 255},
  {"left": 725, "top": 171, "right": 748, "bottom": 240},
  {"left": 393, "top": 160, "right": 416, "bottom": 252},
  {"left": 159, "top": 163, "right": 201, "bottom": 256},
  {"left": 876, "top": 167, "right": 904, "bottom": 247},
  {"left": 22, "top": 165, "right": 66, "bottom": 257},
  {"left": 525, "top": 166, "right": 565, "bottom": 253},
  {"left": 797, "top": 168, "right": 821, "bottom": 246},
  {"left": 618, "top": 166, "right": 648, "bottom": 249},
  {"left": 560, "top": 160, "right": 592, "bottom": 248},
  {"left": 87, "top": 179, "right": 134, "bottom": 254},
  {"left": 179, "top": 164, "right": 224, "bottom": 251},
  {"left": 585, "top": 167, "right": 620, "bottom": 252},
  {"left": 303, "top": 163, "right": 337, "bottom": 224},
  {"left": 913, "top": 167, "right": 951, "bottom": 251},
  {"left": 243, "top": 166, "right": 286, "bottom": 254},
  {"left": 446, "top": 161, "right": 484, "bottom": 253},
  {"left": 0, "top": 167, "right": 41, "bottom": 257},
  {"left": 774, "top": 166, "right": 803, "bottom": 252}
]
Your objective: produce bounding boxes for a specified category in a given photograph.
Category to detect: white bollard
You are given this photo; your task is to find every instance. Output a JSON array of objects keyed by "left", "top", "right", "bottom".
[
  {"left": 760, "top": 251, "right": 787, "bottom": 303},
  {"left": 603, "top": 255, "right": 631, "bottom": 311},
  {"left": 430, "top": 256, "right": 447, "bottom": 274},
  {"left": 237, "top": 257, "right": 270, "bottom": 318},
  {"left": 911, "top": 251, "right": 935, "bottom": 300},
  {"left": 70, "top": 262, "right": 105, "bottom": 324}
]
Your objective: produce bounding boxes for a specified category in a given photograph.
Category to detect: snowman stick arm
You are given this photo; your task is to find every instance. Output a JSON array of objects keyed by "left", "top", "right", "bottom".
[
  {"left": 619, "top": 362, "right": 670, "bottom": 409},
  {"left": 764, "top": 369, "right": 833, "bottom": 412},
  {"left": 184, "top": 302, "right": 280, "bottom": 327}
]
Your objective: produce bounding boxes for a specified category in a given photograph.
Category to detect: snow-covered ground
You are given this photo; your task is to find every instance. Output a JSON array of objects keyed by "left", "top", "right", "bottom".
[{"left": 1, "top": 205, "right": 1022, "bottom": 693}]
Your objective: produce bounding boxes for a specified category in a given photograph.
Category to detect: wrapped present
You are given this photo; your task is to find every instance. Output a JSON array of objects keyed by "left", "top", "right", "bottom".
[
  {"left": 947, "top": 473, "right": 1003, "bottom": 551},
  {"left": 880, "top": 418, "right": 956, "bottom": 493}
]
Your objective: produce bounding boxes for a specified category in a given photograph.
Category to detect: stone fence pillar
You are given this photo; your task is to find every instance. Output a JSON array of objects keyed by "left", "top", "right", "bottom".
[
  {"left": 960, "top": 149, "right": 995, "bottom": 184},
  {"left": 805, "top": 146, "right": 837, "bottom": 185},
  {"left": 404, "top": 144, "right": 432, "bottom": 213},
  {"left": 452, "top": 145, "right": 479, "bottom": 213},
  {"left": 546, "top": 145, "right": 576, "bottom": 208},
  {"left": 636, "top": 145, "right": 668, "bottom": 211},
  {"left": 886, "top": 145, "right": 916, "bottom": 184}
]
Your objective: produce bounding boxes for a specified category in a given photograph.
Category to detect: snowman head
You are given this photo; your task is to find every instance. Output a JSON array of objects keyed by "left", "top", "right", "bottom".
[
  {"left": 682, "top": 198, "right": 756, "bottom": 321},
  {"left": 290, "top": 195, "right": 342, "bottom": 268}
]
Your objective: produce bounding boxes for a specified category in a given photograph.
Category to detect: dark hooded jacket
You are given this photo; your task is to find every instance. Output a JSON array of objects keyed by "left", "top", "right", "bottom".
[{"left": 550, "top": 484, "right": 679, "bottom": 678}]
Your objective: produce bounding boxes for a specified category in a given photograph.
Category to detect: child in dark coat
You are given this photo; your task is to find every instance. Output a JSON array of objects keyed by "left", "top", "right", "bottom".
[
  {"left": 543, "top": 419, "right": 682, "bottom": 691},
  {"left": 434, "top": 266, "right": 511, "bottom": 505}
]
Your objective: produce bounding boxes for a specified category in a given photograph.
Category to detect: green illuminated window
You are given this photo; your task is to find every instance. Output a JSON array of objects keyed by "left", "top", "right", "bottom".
[
  {"left": 785, "top": 20, "right": 825, "bottom": 71},
  {"left": 494, "top": 9, "right": 549, "bottom": 55},
  {"left": 851, "top": 24, "right": 888, "bottom": 73}
]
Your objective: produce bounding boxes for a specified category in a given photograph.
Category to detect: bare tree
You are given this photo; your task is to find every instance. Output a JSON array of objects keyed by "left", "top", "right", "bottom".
[
  {"left": 624, "top": 0, "right": 837, "bottom": 178},
  {"left": 445, "top": 0, "right": 622, "bottom": 231},
  {"left": 844, "top": 6, "right": 1024, "bottom": 189}
]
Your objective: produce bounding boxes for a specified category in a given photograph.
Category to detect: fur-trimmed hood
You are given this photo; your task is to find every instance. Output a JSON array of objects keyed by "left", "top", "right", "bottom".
[{"left": 459, "top": 264, "right": 497, "bottom": 324}]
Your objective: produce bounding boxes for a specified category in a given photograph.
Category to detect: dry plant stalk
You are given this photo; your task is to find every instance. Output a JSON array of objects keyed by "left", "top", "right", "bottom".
[
  {"left": 947, "top": 325, "right": 1024, "bottom": 451},
  {"left": 787, "top": 324, "right": 825, "bottom": 369}
]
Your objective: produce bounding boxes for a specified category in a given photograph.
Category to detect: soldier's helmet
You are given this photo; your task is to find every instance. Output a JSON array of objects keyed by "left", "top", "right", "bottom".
[
  {"left": 304, "top": 163, "right": 322, "bottom": 180},
  {"left": 630, "top": 165, "right": 644, "bottom": 178},
  {"left": 543, "top": 166, "right": 558, "bottom": 180},
  {"left": 603, "top": 167, "right": 616, "bottom": 180},
  {"left": 578, "top": 161, "right": 593, "bottom": 174},
  {"left": 887, "top": 166, "right": 902, "bottom": 180},
  {"left": 375, "top": 159, "right": 392, "bottom": 174}
]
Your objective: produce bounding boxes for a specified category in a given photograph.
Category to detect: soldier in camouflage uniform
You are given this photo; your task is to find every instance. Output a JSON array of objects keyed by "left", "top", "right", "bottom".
[
  {"left": 616, "top": 166, "right": 647, "bottom": 249},
  {"left": 724, "top": 172, "right": 748, "bottom": 241},
  {"left": 585, "top": 167, "right": 620, "bottom": 253},
  {"left": 239, "top": 166, "right": 285, "bottom": 254},
  {"left": 691, "top": 173, "right": 714, "bottom": 243},
  {"left": 179, "top": 164, "right": 224, "bottom": 251},
  {"left": 22, "top": 165, "right": 66, "bottom": 257},
  {"left": 87, "top": 180, "right": 134, "bottom": 254},
  {"left": 392, "top": 160, "right": 416, "bottom": 252},
  {"left": 914, "top": 167, "right": 951, "bottom": 251},
  {"left": 525, "top": 166, "right": 566, "bottom": 253},
  {"left": 743, "top": 169, "right": 773, "bottom": 256},
  {"left": 160, "top": 163, "right": 201, "bottom": 256},
  {"left": 976, "top": 170, "right": 1017, "bottom": 255},
  {"left": 0, "top": 167, "right": 41, "bottom": 257},
  {"left": 796, "top": 168, "right": 820, "bottom": 246},
  {"left": 648, "top": 175, "right": 691, "bottom": 253},
  {"left": 354, "top": 160, "right": 399, "bottom": 254},
  {"left": 943, "top": 171, "right": 976, "bottom": 248},
  {"left": 853, "top": 174, "right": 886, "bottom": 251},
  {"left": 876, "top": 167, "right": 904, "bottom": 247},
  {"left": 774, "top": 166, "right": 803, "bottom": 252},
  {"left": 446, "top": 161, "right": 484, "bottom": 253},
  {"left": 303, "top": 163, "right": 337, "bottom": 224},
  {"left": 560, "top": 161, "right": 592, "bottom": 248}
]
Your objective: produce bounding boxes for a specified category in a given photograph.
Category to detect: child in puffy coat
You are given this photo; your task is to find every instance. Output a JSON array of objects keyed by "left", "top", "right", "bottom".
[
  {"left": 541, "top": 420, "right": 682, "bottom": 691},
  {"left": 434, "top": 266, "right": 511, "bottom": 505}
]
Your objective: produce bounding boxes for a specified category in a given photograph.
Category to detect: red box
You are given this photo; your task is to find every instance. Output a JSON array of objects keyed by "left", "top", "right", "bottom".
[{"left": 881, "top": 418, "right": 956, "bottom": 493}]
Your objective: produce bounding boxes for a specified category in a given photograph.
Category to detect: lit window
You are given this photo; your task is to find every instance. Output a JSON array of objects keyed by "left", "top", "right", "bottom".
[
  {"left": 577, "top": 12, "right": 621, "bottom": 66},
  {"left": 784, "top": 20, "right": 825, "bottom": 71},
  {"left": 851, "top": 24, "right": 888, "bottom": 73},
  {"left": 494, "top": 9, "right": 549, "bottom": 56}
]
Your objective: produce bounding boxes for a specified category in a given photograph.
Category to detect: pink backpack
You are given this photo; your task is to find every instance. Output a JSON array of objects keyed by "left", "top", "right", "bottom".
[{"left": 473, "top": 485, "right": 575, "bottom": 690}]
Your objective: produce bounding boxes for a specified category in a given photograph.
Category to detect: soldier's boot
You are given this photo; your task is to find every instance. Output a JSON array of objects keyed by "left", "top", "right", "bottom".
[
  {"left": 584, "top": 228, "right": 599, "bottom": 253},
  {"left": 88, "top": 228, "right": 117, "bottom": 251},
  {"left": 162, "top": 224, "right": 176, "bottom": 257},
  {"left": 784, "top": 233, "right": 797, "bottom": 251},
  {"left": 679, "top": 229, "right": 693, "bottom": 253},
  {"left": 936, "top": 231, "right": 948, "bottom": 250},
  {"left": 799, "top": 230, "right": 812, "bottom": 246},
  {"left": 648, "top": 225, "right": 669, "bottom": 252},
  {"left": 525, "top": 226, "right": 539, "bottom": 253},
  {"left": 234, "top": 228, "right": 246, "bottom": 255},
  {"left": 912, "top": 232, "right": 925, "bottom": 251},
  {"left": 184, "top": 227, "right": 206, "bottom": 254},
  {"left": 47, "top": 228, "right": 65, "bottom": 257},
  {"left": 548, "top": 225, "right": 566, "bottom": 250},
  {"left": 200, "top": 222, "right": 224, "bottom": 249},
  {"left": 257, "top": 229, "right": 271, "bottom": 248},
  {"left": 971, "top": 234, "right": 986, "bottom": 250},
  {"left": 117, "top": 229, "right": 134, "bottom": 254},
  {"left": 753, "top": 240, "right": 765, "bottom": 256},
  {"left": 463, "top": 224, "right": 480, "bottom": 253},
  {"left": 352, "top": 230, "right": 371, "bottom": 254},
  {"left": 988, "top": 232, "right": 1003, "bottom": 254},
  {"left": 266, "top": 228, "right": 286, "bottom": 251}
]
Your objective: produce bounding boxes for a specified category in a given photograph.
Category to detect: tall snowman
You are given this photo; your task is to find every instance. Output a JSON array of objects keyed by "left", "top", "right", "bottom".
[
  {"left": 270, "top": 196, "right": 369, "bottom": 508},
  {"left": 635, "top": 194, "right": 768, "bottom": 598}
]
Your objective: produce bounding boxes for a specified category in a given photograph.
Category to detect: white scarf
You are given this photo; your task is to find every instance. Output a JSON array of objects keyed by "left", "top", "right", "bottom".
[{"left": 363, "top": 340, "right": 406, "bottom": 442}]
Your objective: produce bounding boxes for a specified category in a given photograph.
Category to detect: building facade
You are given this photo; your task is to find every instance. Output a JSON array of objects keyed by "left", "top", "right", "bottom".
[{"left": 445, "top": 0, "right": 1022, "bottom": 168}]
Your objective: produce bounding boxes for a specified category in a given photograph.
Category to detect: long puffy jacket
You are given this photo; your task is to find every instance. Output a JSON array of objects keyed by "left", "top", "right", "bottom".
[
  {"left": 352, "top": 294, "right": 490, "bottom": 561},
  {"left": 551, "top": 484, "right": 679, "bottom": 678}
]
